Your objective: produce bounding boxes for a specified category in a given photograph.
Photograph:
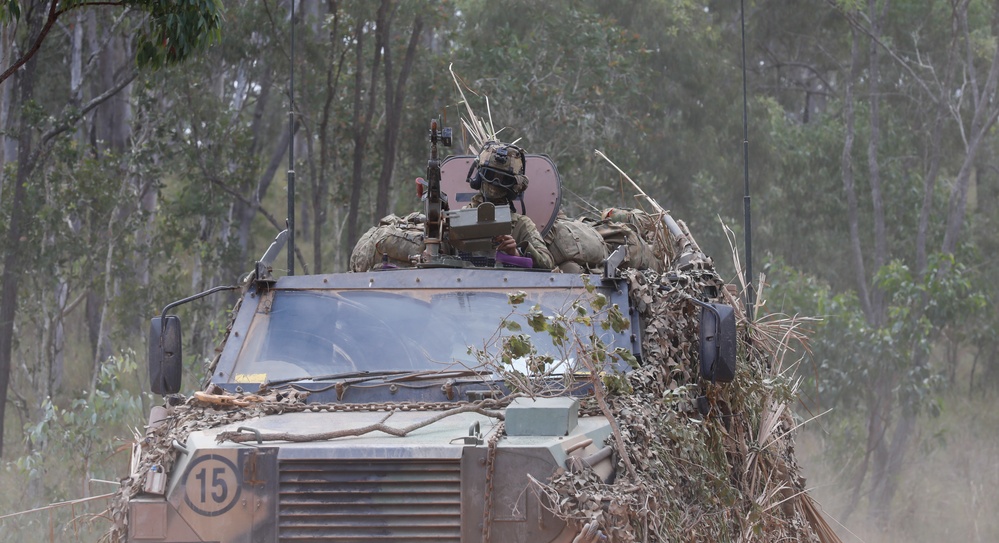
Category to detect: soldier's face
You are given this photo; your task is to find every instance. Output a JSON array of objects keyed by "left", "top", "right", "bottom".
[{"left": 481, "top": 181, "right": 508, "bottom": 201}]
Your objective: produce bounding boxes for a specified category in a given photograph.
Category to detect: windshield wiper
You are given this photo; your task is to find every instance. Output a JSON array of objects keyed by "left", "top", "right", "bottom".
[
  {"left": 263, "top": 369, "right": 412, "bottom": 388},
  {"left": 262, "top": 368, "right": 496, "bottom": 390},
  {"left": 383, "top": 369, "right": 493, "bottom": 383}
]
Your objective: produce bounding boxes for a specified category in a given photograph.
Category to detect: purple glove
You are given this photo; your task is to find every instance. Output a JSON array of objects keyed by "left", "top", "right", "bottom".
[{"left": 495, "top": 250, "right": 534, "bottom": 268}]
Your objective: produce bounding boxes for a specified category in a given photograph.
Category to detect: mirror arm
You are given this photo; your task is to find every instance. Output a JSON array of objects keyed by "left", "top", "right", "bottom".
[
  {"left": 158, "top": 285, "right": 240, "bottom": 347},
  {"left": 159, "top": 285, "right": 241, "bottom": 322}
]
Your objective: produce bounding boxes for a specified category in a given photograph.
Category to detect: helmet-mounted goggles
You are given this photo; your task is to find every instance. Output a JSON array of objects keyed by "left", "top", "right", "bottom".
[
  {"left": 467, "top": 141, "right": 527, "bottom": 194},
  {"left": 473, "top": 166, "right": 519, "bottom": 191}
]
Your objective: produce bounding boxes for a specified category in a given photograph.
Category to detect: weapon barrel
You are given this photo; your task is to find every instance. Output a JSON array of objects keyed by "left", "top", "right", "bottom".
[{"left": 423, "top": 119, "right": 451, "bottom": 258}]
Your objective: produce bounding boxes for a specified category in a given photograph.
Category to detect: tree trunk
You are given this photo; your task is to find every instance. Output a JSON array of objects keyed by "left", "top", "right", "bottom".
[
  {"left": 871, "top": 396, "right": 915, "bottom": 526},
  {"left": 93, "top": 33, "right": 132, "bottom": 152},
  {"left": 346, "top": 2, "right": 387, "bottom": 250},
  {"left": 48, "top": 9, "right": 83, "bottom": 393},
  {"left": 85, "top": 19, "right": 133, "bottom": 366},
  {"left": 840, "top": 26, "right": 873, "bottom": 323},
  {"left": 238, "top": 125, "right": 291, "bottom": 264},
  {"left": 865, "top": 0, "right": 888, "bottom": 325},
  {"left": 941, "top": 5, "right": 999, "bottom": 257},
  {"left": 375, "top": 14, "right": 423, "bottom": 219},
  {"left": 860, "top": 3, "right": 892, "bottom": 523},
  {"left": 311, "top": 0, "right": 346, "bottom": 274},
  {"left": 915, "top": 6, "right": 961, "bottom": 276},
  {"left": 235, "top": 63, "right": 274, "bottom": 263},
  {"left": 0, "top": 20, "right": 40, "bottom": 456},
  {"left": 70, "top": 11, "right": 83, "bottom": 107},
  {"left": 90, "top": 224, "right": 116, "bottom": 393},
  {"left": 0, "top": 22, "right": 14, "bottom": 201},
  {"left": 49, "top": 277, "right": 68, "bottom": 394}
]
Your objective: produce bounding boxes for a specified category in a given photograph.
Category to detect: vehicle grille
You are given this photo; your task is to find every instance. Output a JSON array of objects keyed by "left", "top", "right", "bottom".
[{"left": 278, "top": 458, "right": 462, "bottom": 542}]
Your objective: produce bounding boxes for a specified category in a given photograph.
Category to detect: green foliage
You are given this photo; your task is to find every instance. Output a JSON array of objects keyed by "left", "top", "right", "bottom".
[
  {"left": 836, "top": 0, "right": 866, "bottom": 12},
  {"left": 134, "top": 0, "right": 224, "bottom": 68},
  {"left": 0, "top": 0, "right": 19, "bottom": 23},
  {"left": 472, "top": 282, "right": 633, "bottom": 396},
  {"left": 0, "top": 352, "right": 145, "bottom": 538},
  {"left": 449, "top": 0, "right": 738, "bottom": 260},
  {"left": 2, "top": 0, "right": 222, "bottom": 69},
  {"left": 766, "top": 254, "right": 982, "bottom": 411},
  {"left": 876, "top": 253, "right": 987, "bottom": 334},
  {"left": 766, "top": 248, "right": 993, "bottom": 511},
  {"left": 20, "top": 352, "right": 143, "bottom": 465}
]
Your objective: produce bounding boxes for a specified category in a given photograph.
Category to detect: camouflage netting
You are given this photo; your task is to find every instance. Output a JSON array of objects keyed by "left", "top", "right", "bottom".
[
  {"left": 538, "top": 265, "right": 840, "bottom": 542},
  {"left": 105, "top": 238, "right": 838, "bottom": 543},
  {"left": 105, "top": 390, "right": 310, "bottom": 542}
]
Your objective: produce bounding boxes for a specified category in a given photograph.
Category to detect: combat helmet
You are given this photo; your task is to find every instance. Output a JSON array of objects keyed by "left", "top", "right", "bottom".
[{"left": 467, "top": 141, "right": 529, "bottom": 203}]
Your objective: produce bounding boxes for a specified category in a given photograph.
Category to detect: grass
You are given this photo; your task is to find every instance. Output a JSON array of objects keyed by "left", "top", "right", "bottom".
[{"left": 798, "top": 390, "right": 999, "bottom": 543}]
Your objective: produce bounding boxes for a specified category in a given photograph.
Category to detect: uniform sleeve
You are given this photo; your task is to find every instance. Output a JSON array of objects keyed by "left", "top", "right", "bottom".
[{"left": 512, "top": 214, "right": 555, "bottom": 269}]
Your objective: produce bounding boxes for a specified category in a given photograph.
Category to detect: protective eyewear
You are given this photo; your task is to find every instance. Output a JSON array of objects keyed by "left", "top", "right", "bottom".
[{"left": 476, "top": 166, "right": 517, "bottom": 190}]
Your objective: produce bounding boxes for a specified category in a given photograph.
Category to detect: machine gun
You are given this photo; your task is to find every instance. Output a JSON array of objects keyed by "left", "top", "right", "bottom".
[
  {"left": 419, "top": 119, "right": 452, "bottom": 261},
  {"left": 417, "top": 119, "right": 513, "bottom": 266}
]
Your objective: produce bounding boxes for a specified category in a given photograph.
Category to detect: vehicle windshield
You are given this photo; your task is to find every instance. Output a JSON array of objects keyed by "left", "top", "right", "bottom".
[{"left": 230, "top": 288, "right": 628, "bottom": 383}]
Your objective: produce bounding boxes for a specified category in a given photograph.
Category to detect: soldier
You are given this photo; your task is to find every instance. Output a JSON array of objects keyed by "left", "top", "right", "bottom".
[{"left": 466, "top": 141, "right": 554, "bottom": 269}]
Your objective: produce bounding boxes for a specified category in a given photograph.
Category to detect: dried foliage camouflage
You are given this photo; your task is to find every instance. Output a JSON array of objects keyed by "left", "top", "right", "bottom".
[{"left": 104, "top": 230, "right": 839, "bottom": 543}]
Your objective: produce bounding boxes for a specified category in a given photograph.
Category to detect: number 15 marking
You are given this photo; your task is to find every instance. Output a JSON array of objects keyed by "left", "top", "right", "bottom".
[
  {"left": 194, "top": 466, "right": 229, "bottom": 503},
  {"left": 183, "top": 454, "right": 242, "bottom": 517}
]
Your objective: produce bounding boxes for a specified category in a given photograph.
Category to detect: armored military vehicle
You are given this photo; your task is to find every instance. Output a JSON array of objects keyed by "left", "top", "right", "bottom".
[{"left": 124, "top": 122, "right": 736, "bottom": 543}]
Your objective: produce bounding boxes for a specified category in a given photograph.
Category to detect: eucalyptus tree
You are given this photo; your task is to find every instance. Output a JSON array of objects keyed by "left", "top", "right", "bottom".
[
  {"left": 276, "top": 0, "right": 446, "bottom": 271},
  {"left": 0, "top": 0, "right": 222, "bottom": 458},
  {"left": 339, "top": 1, "right": 435, "bottom": 255},
  {"left": 837, "top": 0, "right": 996, "bottom": 524},
  {"left": 445, "top": 0, "right": 751, "bottom": 265},
  {"left": 751, "top": 0, "right": 999, "bottom": 527}
]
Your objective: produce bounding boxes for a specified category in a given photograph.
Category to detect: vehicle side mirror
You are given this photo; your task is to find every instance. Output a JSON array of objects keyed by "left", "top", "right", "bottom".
[
  {"left": 698, "top": 303, "right": 736, "bottom": 383},
  {"left": 149, "top": 316, "right": 182, "bottom": 395}
]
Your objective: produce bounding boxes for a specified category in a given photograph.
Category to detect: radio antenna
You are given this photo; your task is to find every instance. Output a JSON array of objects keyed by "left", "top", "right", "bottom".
[
  {"left": 286, "top": 0, "right": 297, "bottom": 276},
  {"left": 741, "top": 0, "right": 755, "bottom": 321}
]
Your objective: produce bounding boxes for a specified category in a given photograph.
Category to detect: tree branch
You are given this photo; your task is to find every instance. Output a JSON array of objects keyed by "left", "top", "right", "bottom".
[
  {"left": 216, "top": 400, "right": 508, "bottom": 444},
  {"left": 0, "top": 0, "right": 132, "bottom": 85},
  {"left": 204, "top": 174, "right": 311, "bottom": 274},
  {"left": 55, "top": 1, "right": 127, "bottom": 16},
  {"left": 0, "top": 0, "right": 59, "bottom": 85},
  {"left": 39, "top": 69, "right": 138, "bottom": 148},
  {"left": 825, "top": 0, "right": 938, "bottom": 103}
]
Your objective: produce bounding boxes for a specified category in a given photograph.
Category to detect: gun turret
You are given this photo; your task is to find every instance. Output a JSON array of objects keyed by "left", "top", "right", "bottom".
[{"left": 418, "top": 119, "right": 512, "bottom": 266}]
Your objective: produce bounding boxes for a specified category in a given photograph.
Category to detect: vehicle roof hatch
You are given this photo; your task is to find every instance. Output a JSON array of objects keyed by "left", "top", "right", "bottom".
[{"left": 441, "top": 154, "right": 562, "bottom": 237}]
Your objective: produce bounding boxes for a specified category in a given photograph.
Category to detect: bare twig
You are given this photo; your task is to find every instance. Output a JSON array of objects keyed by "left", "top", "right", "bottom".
[
  {"left": 589, "top": 375, "right": 638, "bottom": 481},
  {"left": 216, "top": 399, "right": 509, "bottom": 444},
  {"left": 0, "top": 493, "right": 114, "bottom": 522},
  {"left": 449, "top": 64, "right": 492, "bottom": 149}
]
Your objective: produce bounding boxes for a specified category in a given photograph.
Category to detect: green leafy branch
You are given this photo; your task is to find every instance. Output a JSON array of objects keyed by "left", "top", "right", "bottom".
[
  {"left": 467, "top": 280, "right": 636, "bottom": 399},
  {"left": 1, "top": 0, "right": 223, "bottom": 85},
  {"left": 14, "top": 351, "right": 144, "bottom": 487}
]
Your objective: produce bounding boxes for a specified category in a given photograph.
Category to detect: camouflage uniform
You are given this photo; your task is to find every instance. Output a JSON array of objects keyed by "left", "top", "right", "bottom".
[
  {"left": 467, "top": 193, "right": 554, "bottom": 269},
  {"left": 512, "top": 213, "right": 555, "bottom": 269},
  {"left": 464, "top": 141, "right": 555, "bottom": 269}
]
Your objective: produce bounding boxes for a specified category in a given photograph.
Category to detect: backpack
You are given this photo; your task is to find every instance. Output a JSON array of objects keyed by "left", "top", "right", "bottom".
[
  {"left": 349, "top": 213, "right": 426, "bottom": 272},
  {"left": 601, "top": 207, "right": 671, "bottom": 267},
  {"left": 544, "top": 215, "right": 607, "bottom": 272},
  {"left": 590, "top": 218, "right": 663, "bottom": 272}
]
